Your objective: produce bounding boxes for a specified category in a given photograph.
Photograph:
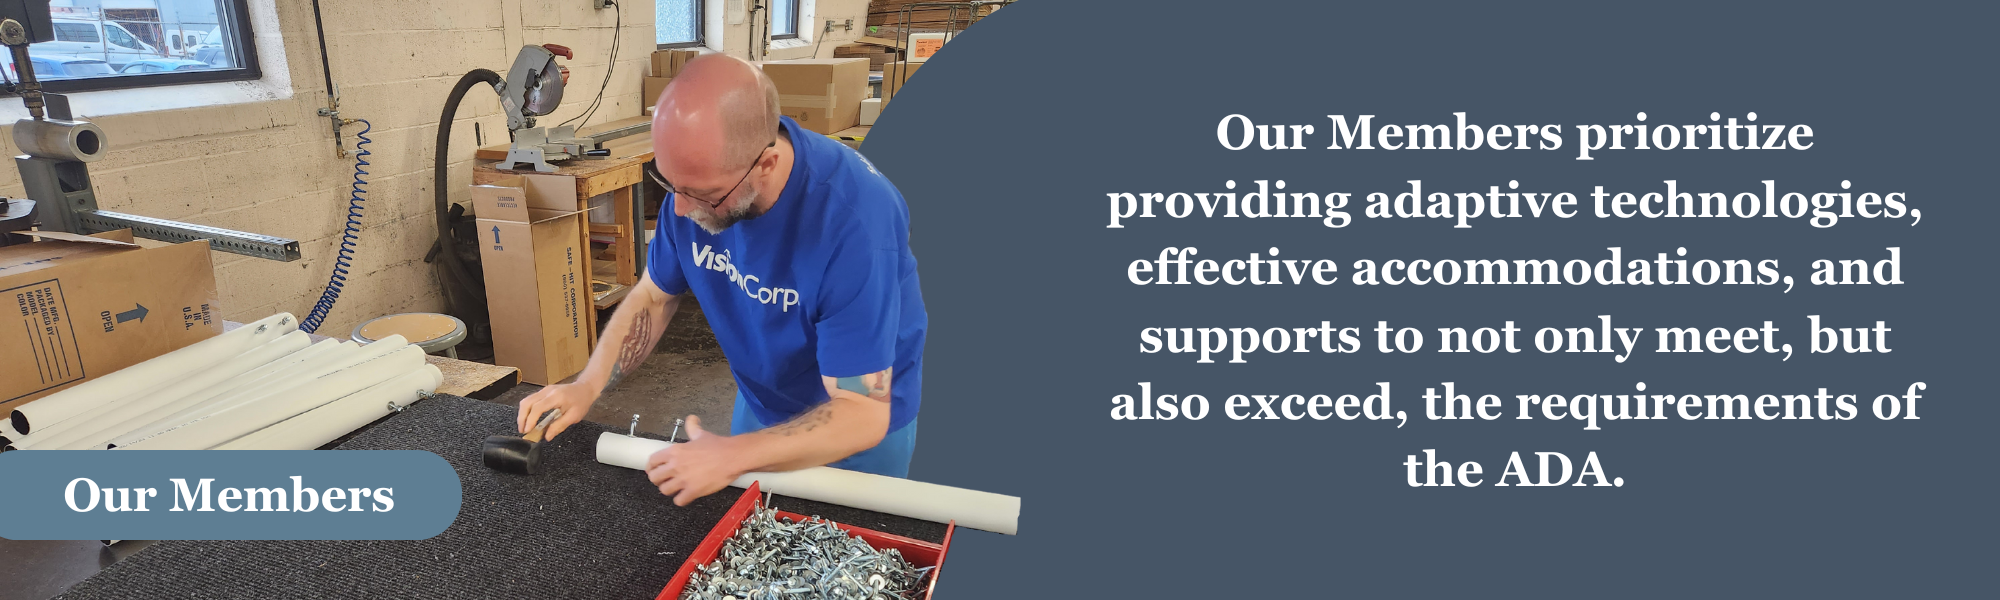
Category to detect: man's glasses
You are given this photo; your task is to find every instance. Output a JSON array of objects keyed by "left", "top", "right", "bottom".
[{"left": 648, "top": 140, "right": 776, "bottom": 209}]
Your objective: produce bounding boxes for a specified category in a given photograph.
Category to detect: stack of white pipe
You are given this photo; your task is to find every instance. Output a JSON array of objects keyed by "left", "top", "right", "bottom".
[
  {"left": 596, "top": 433, "right": 1024, "bottom": 535},
  {"left": 0, "top": 414, "right": 19, "bottom": 448},
  {"left": 2, "top": 313, "right": 441, "bottom": 452}
]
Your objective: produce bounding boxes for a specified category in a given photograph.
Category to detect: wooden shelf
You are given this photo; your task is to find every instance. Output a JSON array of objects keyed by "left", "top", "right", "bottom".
[{"left": 593, "top": 281, "right": 631, "bottom": 309}]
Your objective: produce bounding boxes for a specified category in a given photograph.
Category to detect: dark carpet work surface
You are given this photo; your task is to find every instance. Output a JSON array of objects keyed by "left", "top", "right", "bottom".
[{"left": 53, "top": 394, "right": 945, "bottom": 600}]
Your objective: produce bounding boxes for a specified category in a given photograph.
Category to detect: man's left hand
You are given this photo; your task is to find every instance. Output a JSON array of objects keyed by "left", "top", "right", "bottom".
[{"left": 645, "top": 415, "right": 746, "bottom": 506}]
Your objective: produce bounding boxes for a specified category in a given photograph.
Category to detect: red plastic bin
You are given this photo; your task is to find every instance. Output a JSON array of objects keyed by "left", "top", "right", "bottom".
[{"left": 657, "top": 482, "right": 956, "bottom": 600}]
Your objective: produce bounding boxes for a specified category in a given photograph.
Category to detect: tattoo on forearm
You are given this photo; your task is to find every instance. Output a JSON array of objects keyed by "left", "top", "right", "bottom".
[
  {"left": 606, "top": 309, "right": 654, "bottom": 391},
  {"left": 765, "top": 404, "right": 834, "bottom": 437},
  {"left": 834, "top": 368, "right": 893, "bottom": 402}
]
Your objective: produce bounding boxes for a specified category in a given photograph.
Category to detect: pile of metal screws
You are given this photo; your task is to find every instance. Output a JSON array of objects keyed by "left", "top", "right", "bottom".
[{"left": 680, "top": 503, "right": 933, "bottom": 600}]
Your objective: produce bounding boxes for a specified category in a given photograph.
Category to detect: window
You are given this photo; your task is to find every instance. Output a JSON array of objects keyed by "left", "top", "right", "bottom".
[
  {"left": 104, "top": 24, "right": 142, "bottom": 50},
  {"left": 657, "top": 0, "right": 703, "bottom": 48},
  {"left": 3, "top": 0, "right": 261, "bottom": 94},
  {"left": 52, "top": 23, "right": 99, "bottom": 43},
  {"left": 771, "top": 0, "right": 799, "bottom": 39}
]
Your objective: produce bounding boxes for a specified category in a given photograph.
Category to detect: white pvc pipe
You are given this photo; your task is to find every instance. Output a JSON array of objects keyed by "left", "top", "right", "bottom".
[
  {"left": 102, "top": 338, "right": 403, "bottom": 449},
  {"left": 596, "top": 433, "right": 675, "bottom": 470},
  {"left": 117, "top": 345, "right": 428, "bottom": 450},
  {"left": 24, "top": 331, "right": 314, "bottom": 450},
  {"left": 9, "top": 313, "right": 298, "bottom": 435},
  {"left": 109, "top": 341, "right": 410, "bottom": 450},
  {"left": 110, "top": 341, "right": 363, "bottom": 444},
  {"left": 216, "top": 365, "right": 442, "bottom": 451},
  {"left": 50, "top": 338, "right": 348, "bottom": 451},
  {"left": 204, "top": 340, "right": 358, "bottom": 400},
  {"left": 595, "top": 433, "right": 1023, "bottom": 535}
]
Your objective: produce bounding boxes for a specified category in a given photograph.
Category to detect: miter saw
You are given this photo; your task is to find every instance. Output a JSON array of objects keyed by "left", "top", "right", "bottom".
[
  {"left": 493, "top": 44, "right": 588, "bottom": 173},
  {"left": 482, "top": 44, "right": 654, "bottom": 173},
  {"left": 426, "top": 44, "right": 653, "bottom": 343}
]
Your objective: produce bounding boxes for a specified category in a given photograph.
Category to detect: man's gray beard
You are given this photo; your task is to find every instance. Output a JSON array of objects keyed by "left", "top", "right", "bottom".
[{"left": 689, "top": 185, "right": 765, "bottom": 235}]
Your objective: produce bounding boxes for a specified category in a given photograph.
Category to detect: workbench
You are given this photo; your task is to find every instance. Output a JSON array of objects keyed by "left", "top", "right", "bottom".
[
  {"left": 474, "top": 116, "right": 658, "bottom": 348},
  {"left": 45, "top": 395, "right": 945, "bottom": 600}
]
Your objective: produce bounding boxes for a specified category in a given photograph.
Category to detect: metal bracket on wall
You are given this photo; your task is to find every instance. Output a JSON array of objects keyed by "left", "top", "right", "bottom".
[
  {"left": 81, "top": 211, "right": 302, "bottom": 261},
  {"left": 310, "top": 0, "right": 350, "bottom": 159},
  {"left": 15, "top": 94, "right": 302, "bottom": 261},
  {"left": 22, "top": 189, "right": 302, "bottom": 262},
  {"left": 319, "top": 97, "right": 348, "bottom": 159}
]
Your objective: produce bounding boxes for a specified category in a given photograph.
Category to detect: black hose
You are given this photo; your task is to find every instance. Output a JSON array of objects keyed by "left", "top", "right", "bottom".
[
  {"left": 434, "top": 69, "right": 503, "bottom": 317},
  {"left": 309, "top": 0, "right": 337, "bottom": 106}
]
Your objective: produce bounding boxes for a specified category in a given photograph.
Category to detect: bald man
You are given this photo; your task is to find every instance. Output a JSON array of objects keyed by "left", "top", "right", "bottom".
[{"left": 515, "top": 54, "right": 926, "bottom": 505}]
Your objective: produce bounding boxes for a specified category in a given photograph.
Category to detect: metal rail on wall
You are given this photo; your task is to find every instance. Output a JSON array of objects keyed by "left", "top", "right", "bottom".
[{"left": 889, "top": 1, "right": 1013, "bottom": 92}]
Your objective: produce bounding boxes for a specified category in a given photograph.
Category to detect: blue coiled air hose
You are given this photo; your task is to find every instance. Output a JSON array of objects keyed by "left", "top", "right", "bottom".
[{"left": 300, "top": 119, "right": 372, "bottom": 334}]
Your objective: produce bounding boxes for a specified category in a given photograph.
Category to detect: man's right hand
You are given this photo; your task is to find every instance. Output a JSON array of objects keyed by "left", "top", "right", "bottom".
[
  {"left": 516, "top": 381, "right": 600, "bottom": 440},
  {"left": 514, "top": 272, "right": 678, "bottom": 442}
]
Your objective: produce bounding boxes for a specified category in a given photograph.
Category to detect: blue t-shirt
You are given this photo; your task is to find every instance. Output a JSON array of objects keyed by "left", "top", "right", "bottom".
[{"left": 647, "top": 116, "right": 926, "bottom": 432}]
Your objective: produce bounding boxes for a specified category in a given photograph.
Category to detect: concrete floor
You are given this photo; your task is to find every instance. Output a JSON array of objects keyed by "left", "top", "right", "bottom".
[{"left": 491, "top": 294, "right": 739, "bottom": 438}]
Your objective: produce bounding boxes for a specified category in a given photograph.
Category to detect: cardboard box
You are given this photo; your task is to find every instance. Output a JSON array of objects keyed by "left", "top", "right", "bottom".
[
  {"left": 859, "top": 97, "right": 882, "bottom": 126},
  {"left": 833, "top": 44, "right": 896, "bottom": 69},
  {"left": 854, "top": 36, "right": 904, "bottom": 50},
  {"left": 644, "top": 76, "right": 672, "bottom": 109},
  {"left": 881, "top": 60, "right": 924, "bottom": 103},
  {"left": 759, "top": 58, "right": 870, "bottom": 134},
  {"left": 0, "top": 230, "right": 220, "bottom": 412},
  {"left": 472, "top": 175, "right": 590, "bottom": 385},
  {"left": 652, "top": 48, "right": 701, "bottom": 78}
]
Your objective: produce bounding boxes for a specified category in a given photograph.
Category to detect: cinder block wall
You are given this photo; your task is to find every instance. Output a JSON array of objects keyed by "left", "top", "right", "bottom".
[{"left": 0, "top": 0, "right": 653, "bottom": 336}]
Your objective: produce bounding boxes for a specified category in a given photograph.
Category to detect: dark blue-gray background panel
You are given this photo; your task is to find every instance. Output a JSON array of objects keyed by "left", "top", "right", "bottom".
[{"left": 868, "top": 1, "right": 1994, "bottom": 597}]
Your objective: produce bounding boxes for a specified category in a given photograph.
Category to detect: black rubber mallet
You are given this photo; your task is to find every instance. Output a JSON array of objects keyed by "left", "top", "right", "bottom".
[{"left": 483, "top": 408, "right": 561, "bottom": 475}]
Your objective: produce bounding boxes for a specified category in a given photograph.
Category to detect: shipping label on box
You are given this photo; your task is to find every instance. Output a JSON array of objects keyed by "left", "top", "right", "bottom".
[
  {"left": 472, "top": 175, "right": 590, "bottom": 385},
  {"left": 0, "top": 230, "right": 220, "bottom": 411},
  {"left": 908, "top": 33, "right": 950, "bottom": 62},
  {"left": 760, "top": 58, "right": 870, "bottom": 135}
]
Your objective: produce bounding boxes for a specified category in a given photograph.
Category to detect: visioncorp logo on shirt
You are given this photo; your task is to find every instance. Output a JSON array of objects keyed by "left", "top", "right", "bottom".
[{"left": 692, "top": 243, "right": 801, "bottom": 312}]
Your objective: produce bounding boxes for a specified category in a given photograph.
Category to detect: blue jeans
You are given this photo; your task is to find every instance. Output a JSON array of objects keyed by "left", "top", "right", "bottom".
[{"left": 729, "top": 391, "right": 917, "bottom": 478}]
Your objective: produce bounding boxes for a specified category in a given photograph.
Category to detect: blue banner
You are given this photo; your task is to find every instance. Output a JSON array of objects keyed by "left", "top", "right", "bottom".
[{"left": 0, "top": 450, "right": 461, "bottom": 540}]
